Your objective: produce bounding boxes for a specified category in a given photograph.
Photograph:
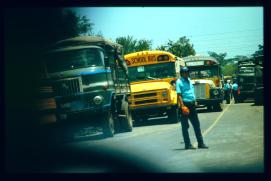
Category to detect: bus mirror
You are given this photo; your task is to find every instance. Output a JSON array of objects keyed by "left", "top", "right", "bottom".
[
  {"left": 170, "top": 80, "right": 176, "bottom": 86},
  {"left": 170, "top": 80, "right": 176, "bottom": 90}
]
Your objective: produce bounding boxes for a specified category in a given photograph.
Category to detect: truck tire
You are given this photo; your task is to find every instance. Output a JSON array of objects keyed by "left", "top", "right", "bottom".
[
  {"left": 120, "top": 101, "right": 133, "bottom": 132},
  {"left": 167, "top": 107, "right": 179, "bottom": 123},
  {"left": 102, "top": 110, "right": 115, "bottom": 137}
]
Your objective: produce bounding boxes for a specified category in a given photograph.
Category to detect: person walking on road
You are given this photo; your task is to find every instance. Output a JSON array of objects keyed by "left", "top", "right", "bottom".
[
  {"left": 232, "top": 81, "right": 239, "bottom": 103},
  {"left": 223, "top": 80, "right": 231, "bottom": 104},
  {"left": 176, "top": 67, "right": 209, "bottom": 150}
]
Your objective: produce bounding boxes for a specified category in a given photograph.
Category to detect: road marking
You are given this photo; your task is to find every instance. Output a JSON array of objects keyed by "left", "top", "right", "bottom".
[{"left": 193, "top": 100, "right": 233, "bottom": 147}]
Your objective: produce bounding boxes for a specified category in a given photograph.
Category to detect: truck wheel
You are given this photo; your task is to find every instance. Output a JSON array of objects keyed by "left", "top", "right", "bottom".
[
  {"left": 167, "top": 108, "right": 179, "bottom": 123},
  {"left": 214, "top": 102, "right": 223, "bottom": 112},
  {"left": 121, "top": 102, "right": 133, "bottom": 132},
  {"left": 102, "top": 110, "right": 115, "bottom": 137}
]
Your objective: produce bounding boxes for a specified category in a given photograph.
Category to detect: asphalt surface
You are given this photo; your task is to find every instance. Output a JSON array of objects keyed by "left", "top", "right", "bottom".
[{"left": 7, "top": 99, "right": 264, "bottom": 173}]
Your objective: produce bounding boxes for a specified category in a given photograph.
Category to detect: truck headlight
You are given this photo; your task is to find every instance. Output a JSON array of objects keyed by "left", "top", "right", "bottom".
[
  {"left": 93, "top": 95, "right": 103, "bottom": 105},
  {"left": 162, "top": 91, "right": 167, "bottom": 97},
  {"left": 213, "top": 89, "right": 219, "bottom": 96}
]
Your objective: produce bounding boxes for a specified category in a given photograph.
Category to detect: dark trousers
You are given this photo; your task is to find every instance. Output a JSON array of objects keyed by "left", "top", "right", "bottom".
[
  {"left": 224, "top": 90, "right": 230, "bottom": 104},
  {"left": 233, "top": 90, "right": 238, "bottom": 103},
  {"left": 179, "top": 101, "right": 204, "bottom": 146}
]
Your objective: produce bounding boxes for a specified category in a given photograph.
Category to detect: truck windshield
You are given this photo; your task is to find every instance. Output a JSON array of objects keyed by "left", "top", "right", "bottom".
[
  {"left": 45, "top": 48, "right": 104, "bottom": 73},
  {"left": 128, "top": 62, "right": 175, "bottom": 82},
  {"left": 188, "top": 66, "right": 219, "bottom": 79}
]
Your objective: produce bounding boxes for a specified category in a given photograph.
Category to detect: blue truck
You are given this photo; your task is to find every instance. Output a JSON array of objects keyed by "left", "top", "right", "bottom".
[{"left": 38, "top": 36, "right": 132, "bottom": 137}]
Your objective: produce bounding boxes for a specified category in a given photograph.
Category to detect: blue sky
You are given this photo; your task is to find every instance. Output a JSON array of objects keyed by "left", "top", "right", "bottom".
[{"left": 69, "top": 7, "right": 263, "bottom": 59}]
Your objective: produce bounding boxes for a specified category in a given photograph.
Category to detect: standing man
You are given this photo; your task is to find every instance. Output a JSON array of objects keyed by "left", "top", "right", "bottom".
[
  {"left": 232, "top": 81, "right": 239, "bottom": 103},
  {"left": 176, "top": 67, "right": 208, "bottom": 150},
  {"left": 223, "top": 80, "right": 231, "bottom": 104}
]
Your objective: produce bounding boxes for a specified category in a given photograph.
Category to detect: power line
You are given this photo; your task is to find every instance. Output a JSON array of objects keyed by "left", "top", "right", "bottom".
[
  {"left": 187, "top": 28, "right": 263, "bottom": 38},
  {"left": 194, "top": 43, "right": 262, "bottom": 50},
  {"left": 191, "top": 36, "right": 263, "bottom": 44}
]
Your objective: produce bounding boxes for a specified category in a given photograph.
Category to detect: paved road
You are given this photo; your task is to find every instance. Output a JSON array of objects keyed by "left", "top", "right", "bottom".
[{"left": 20, "top": 99, "right": 264, "bottom": 173}]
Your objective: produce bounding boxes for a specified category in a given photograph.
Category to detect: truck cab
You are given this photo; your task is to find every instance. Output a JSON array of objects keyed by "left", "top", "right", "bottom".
[{"left": 237, "top": 56, "right": 263, "bottom": 104}]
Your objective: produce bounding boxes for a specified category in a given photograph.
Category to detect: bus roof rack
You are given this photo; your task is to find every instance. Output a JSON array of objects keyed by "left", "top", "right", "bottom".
[{"left": 182, "top": 55, "right": 218, "bottom": 63}]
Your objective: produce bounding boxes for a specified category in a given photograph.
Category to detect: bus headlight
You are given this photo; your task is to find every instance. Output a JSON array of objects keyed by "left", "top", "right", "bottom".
[
  {"left": 162, "top": 91, "right": 168, "bottom": 97},
  {"left": 213, "top": 89, "right": 219, "bottom": 96},
  {"left": 93, "top": 95, "right": 104, "bottom": 105}
]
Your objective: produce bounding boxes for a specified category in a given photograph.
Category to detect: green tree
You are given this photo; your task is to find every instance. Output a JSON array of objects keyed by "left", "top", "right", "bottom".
[
  {"left": 156, "top": 36, "right": 196, "bottom": 57},
  {"left": 61, "top": 10, "right": 94, "bottom": 38},
  {"left": 135, "top": 39, "right": 152, "bottom": 52},
  {"left": 208, "top": 51, "right": 228, "bottom": 66},
  {"left": 156, "top": 45, "right": 167, "bottom": 51},
  {"left": 116, "top": 36, "right": 137, "bottom": 55},
  {"left": 222, "top": 64, "right": 238, "bottom": 76},
  {"left": 252, "top": 44, "right": 263, "bottom": 58},
  {"left": 116, "top": 36, "right": 152, "bottom": 55}
]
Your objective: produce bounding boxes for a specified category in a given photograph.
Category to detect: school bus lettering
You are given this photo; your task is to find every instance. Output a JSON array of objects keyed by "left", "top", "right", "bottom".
[
  {"left": 148, "top": 55, "right": 156, "bottom": 62},
  {"left": 125, "top": 59, "right": 131, "bottom": 66}
]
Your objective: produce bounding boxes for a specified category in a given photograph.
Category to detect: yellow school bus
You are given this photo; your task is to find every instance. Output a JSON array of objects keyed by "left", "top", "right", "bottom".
[
  {"left": 124, "top": 50, "right": 185, "bottom": 123},
  {"left": 183, "top": 55, "right": 224, "bottom": 111}
]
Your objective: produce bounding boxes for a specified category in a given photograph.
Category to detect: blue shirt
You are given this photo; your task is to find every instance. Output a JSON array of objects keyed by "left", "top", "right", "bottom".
[
  {"left": 223, "top": 83, "right": 231, "bottom": 91},
  {"left": 232, "top": 83, "right": 238, "bottom": 91},
  {"left": 176, "top": 77, "right": 196, "bottom": 102}
]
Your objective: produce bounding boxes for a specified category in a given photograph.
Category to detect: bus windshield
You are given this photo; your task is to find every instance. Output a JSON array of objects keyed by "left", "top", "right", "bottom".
[
  {"left": 188, "top": 66, "right": 219, "bottom": 79},
  {"left": 128, "top": 62, "right": 175, "bottom": 82},
  {"left": 44, "top": 48, "right": 104, "bottom": 73}
]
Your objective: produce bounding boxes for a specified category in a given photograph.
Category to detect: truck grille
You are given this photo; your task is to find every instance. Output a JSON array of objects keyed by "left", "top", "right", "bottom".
[
  {"left": 129, "top": 89, "right": 168, "bottom": 107},
  {"left": 134, "top": 92, "right": 157, "bottom": 98},
  {"left": 193, "top": 83, "right": 206, "bottom": 99},
  {"left": 53, "top": 77, "right": 81, "bottom": 96}
]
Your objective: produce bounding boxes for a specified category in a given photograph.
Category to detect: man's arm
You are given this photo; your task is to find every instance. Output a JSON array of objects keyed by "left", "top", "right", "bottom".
[
  {"left": 176, "top": 80, "right": 184, "bottom": 107},
  {"left": 177, "top": 93, "right": 184, "bottom": 108}
]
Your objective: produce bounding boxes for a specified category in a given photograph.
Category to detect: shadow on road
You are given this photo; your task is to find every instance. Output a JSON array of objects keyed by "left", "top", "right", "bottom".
[
  {"left": 197, "top": 109, "right": 212, "bottom": 114},
  {"left": 172, "top": 148, "right": 187, "bottom": 151},
  {"left": 133, "top": 117, "right": 179, "bottom": 127}
]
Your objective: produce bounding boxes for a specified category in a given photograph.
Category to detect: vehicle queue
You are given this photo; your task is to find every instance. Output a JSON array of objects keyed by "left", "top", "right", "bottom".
[{"left": 36, "top": 35, "right": 257, "bottom": 139}]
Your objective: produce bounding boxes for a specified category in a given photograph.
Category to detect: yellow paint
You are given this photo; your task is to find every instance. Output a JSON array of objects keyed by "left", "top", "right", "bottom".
[{"left": 205, "top": 83, "right": 210, "bottom": 99}]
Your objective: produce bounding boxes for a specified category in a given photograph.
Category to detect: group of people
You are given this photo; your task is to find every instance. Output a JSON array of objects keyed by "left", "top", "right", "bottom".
[{"left": 223, "top": 79, "right": 239, "bottom": 104}]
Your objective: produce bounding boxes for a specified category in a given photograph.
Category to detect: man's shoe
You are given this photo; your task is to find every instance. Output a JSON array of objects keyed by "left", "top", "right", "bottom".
[
  {"left": 185, "top": 144, "right": 196, "bottom": 150},
  {"left": 198, "top": 143, "right": 209, "bottom": 149}
]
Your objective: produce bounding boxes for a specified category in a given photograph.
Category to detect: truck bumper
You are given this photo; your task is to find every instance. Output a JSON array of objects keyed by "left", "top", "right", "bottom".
[
  {"left": 54, "top": 92, "right": 112, "bottom": 122},
  {"left": 130, "top": 104, "right": 177, "bottom": 117}
]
